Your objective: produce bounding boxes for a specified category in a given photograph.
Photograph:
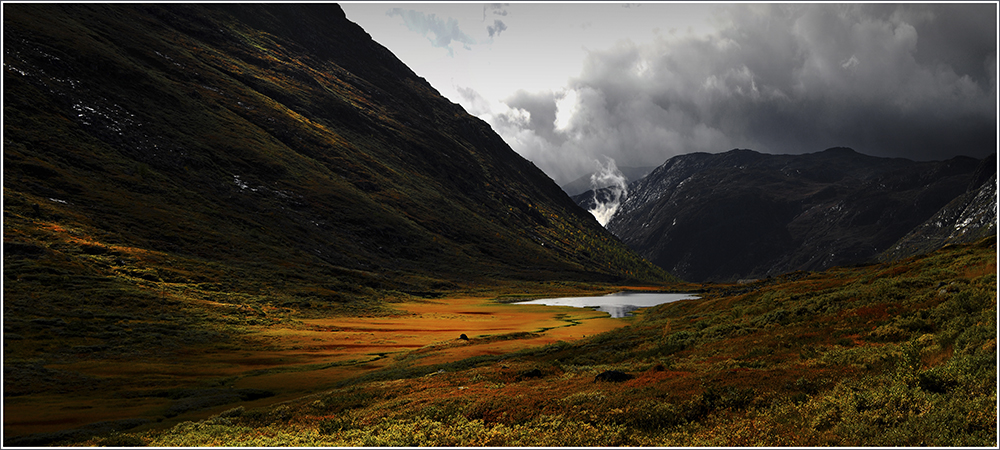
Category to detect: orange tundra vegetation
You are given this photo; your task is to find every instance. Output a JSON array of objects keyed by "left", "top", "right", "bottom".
[{"left": 64, "top": 237, "right": 995, "bottom": 447}]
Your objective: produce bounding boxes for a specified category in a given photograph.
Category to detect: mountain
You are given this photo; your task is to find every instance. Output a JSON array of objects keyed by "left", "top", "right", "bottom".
[
  {"left": 881, "top": 154, "right": 997, "bottom": 261},
  {"left": 598, "top": 148, "right": 983, "bottom": 282},
  {"left": 4, "top": 4, "right": 677, "bottom": 441},
  {"left": 561, "top": 166, "right": 656, "bottom": 196},
  {"left": 3, "top": 2, "right": 671, "bottom": 304}
]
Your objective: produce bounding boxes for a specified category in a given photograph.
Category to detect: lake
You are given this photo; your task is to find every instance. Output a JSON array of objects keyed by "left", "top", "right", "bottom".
[{"left": 516, "top": 292, "right": 700, "bottom": 318}]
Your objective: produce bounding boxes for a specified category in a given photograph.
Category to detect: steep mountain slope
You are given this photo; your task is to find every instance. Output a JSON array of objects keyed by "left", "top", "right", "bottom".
[
  {"left": 3, "top": 3, "right": 670, "bottom": 299},
  {"left": 881, "top": 154, "right": 997, "bottom": 261},
  {"left": 601, "top": 148, "right": 982, "bottom": 282}
]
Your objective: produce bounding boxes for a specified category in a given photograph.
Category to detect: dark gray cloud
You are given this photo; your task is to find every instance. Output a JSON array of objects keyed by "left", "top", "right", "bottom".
[
  {"left": 711, "top": 3, "right": 996, "bottom": 160},
  {"left": 495, "top": 3, "right": 995, "bottom": 183},
  {"left": 387, "top": 8, "right": 476, "bottom": 53}
]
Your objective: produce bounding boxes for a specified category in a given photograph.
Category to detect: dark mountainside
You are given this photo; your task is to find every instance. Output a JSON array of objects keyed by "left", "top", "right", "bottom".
[
  {"left": 596, "top": 148, "right": 985, "bottom": 282},
  {"left": 882, "top": 154, "right": 998, "bottom": 261},
  {"left": 4, "top": 3, "right": 670, "bottom": 299}
]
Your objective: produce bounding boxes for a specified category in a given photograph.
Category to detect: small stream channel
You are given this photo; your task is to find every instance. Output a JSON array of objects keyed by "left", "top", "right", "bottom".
[{"left": 516, "top": 292, "right": 699, "bottom": 318}]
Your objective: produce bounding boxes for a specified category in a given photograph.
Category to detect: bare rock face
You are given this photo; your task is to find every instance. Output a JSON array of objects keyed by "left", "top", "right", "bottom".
[
  {"left": 594, "top": 148, "right": 985, "bottom": 282},
  {"left": 881, "top": 154, "right": 997, "bottom": 262}
]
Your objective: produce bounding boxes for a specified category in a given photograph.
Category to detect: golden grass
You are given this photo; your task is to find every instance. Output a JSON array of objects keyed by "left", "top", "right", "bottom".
[{"left": 3, "top": 293, "right": 634, "bottom": 438}]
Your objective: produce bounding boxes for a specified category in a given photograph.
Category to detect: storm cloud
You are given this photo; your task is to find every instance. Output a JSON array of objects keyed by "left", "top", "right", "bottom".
[
  {"left": 499, "top": 90, "right": 564, "bottom": 144},
  {"left": 490, "top": 3, "right": 996, "bottom": 184}
]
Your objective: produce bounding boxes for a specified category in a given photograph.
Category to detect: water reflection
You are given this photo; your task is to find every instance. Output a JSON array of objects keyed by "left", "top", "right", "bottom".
[
  {"left": 517, "top": 292, "right": 698, "bottom": 318},
  {"left": 596, "top": 304, "right": 640, "bottom": 318}
]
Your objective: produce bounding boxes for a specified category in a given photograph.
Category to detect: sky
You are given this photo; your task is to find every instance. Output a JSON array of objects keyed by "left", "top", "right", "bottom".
[{"left": 341, "top": 3, "right": 998, "bottom": 185}]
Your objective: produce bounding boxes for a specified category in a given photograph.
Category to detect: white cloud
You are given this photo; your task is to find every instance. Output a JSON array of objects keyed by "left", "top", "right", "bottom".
[{"left": 553, "top": 89, "right": 578, "bottom": 132}]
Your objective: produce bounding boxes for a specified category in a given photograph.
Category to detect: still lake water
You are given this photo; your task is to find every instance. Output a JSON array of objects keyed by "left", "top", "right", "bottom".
[{"left": 516, "top": 292, "right": 699, "bottom": 318}]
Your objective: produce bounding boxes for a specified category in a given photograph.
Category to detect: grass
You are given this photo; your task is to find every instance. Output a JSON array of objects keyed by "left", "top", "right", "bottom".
[
  {"left": 3, "top": 244, "right": 643, "bottom": 444},
  {"left": 46, "top": 236, "right": 996, "bottom": 447}
]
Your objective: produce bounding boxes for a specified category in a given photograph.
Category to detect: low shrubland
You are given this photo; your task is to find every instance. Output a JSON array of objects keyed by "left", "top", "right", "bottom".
[{"left": 69, "top": 237, "right": 995, "bottom": 447}]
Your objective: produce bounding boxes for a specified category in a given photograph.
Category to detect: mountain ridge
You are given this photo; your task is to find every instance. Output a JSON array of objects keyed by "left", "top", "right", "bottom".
[
  {"left": 881, "top": 154, "right": 997, "bottom": 261},
  {"left": 596, "top": 148, "right": 985, "bottom": 282}
]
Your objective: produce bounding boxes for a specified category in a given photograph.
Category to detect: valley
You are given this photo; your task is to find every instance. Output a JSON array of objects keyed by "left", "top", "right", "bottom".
[
  {"left": 7, "top": 236, "right": 992, "bottom": 446},
  {"left": 4, "top": 285, "right": 650, "bottom": 443},
  {"left": 2, "top": 3, "right": 995, "bottom": 447}
]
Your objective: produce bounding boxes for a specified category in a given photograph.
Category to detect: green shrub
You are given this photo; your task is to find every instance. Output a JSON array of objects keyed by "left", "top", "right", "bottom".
[
  {"left": 752, "top": 308, "right": 789, "bottom": 327},
  {"left": 657, "top": 330, "right": 697, "bottom": 355},
  {"left": 608, "top": 399, "right": 684, "bottom": 431},
  {"left": 96, "top": 432, "right": 148, "bottom": 447},
  {"left": 318, "top": 412, "right": 360, "bottom": 434}
]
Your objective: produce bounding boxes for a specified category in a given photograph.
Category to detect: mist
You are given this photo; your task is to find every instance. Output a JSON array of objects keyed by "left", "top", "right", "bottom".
[{"left": 587, "top": 158, "right": 628, "bottom": 227}]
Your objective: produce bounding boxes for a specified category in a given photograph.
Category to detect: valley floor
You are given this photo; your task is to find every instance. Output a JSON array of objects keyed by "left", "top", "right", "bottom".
[
  {"left": 3, "top": 280, "right": 653, "bottom": 445},
  {"left": 4, "top": 238, "right": 997, "bottom": 447}
]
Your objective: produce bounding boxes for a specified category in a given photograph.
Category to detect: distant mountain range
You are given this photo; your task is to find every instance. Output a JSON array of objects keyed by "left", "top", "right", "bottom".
[{"left": 575, "top": 148, "right": 995, "bottom": 282}]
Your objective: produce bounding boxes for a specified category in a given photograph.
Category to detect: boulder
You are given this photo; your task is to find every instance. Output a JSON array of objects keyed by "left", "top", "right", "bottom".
[
  {"left": 519, "top": 368, "right": 543, "bottom": 379},
  {"left": 594, "top": 370, "right": 634, "bottom": 383}
]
